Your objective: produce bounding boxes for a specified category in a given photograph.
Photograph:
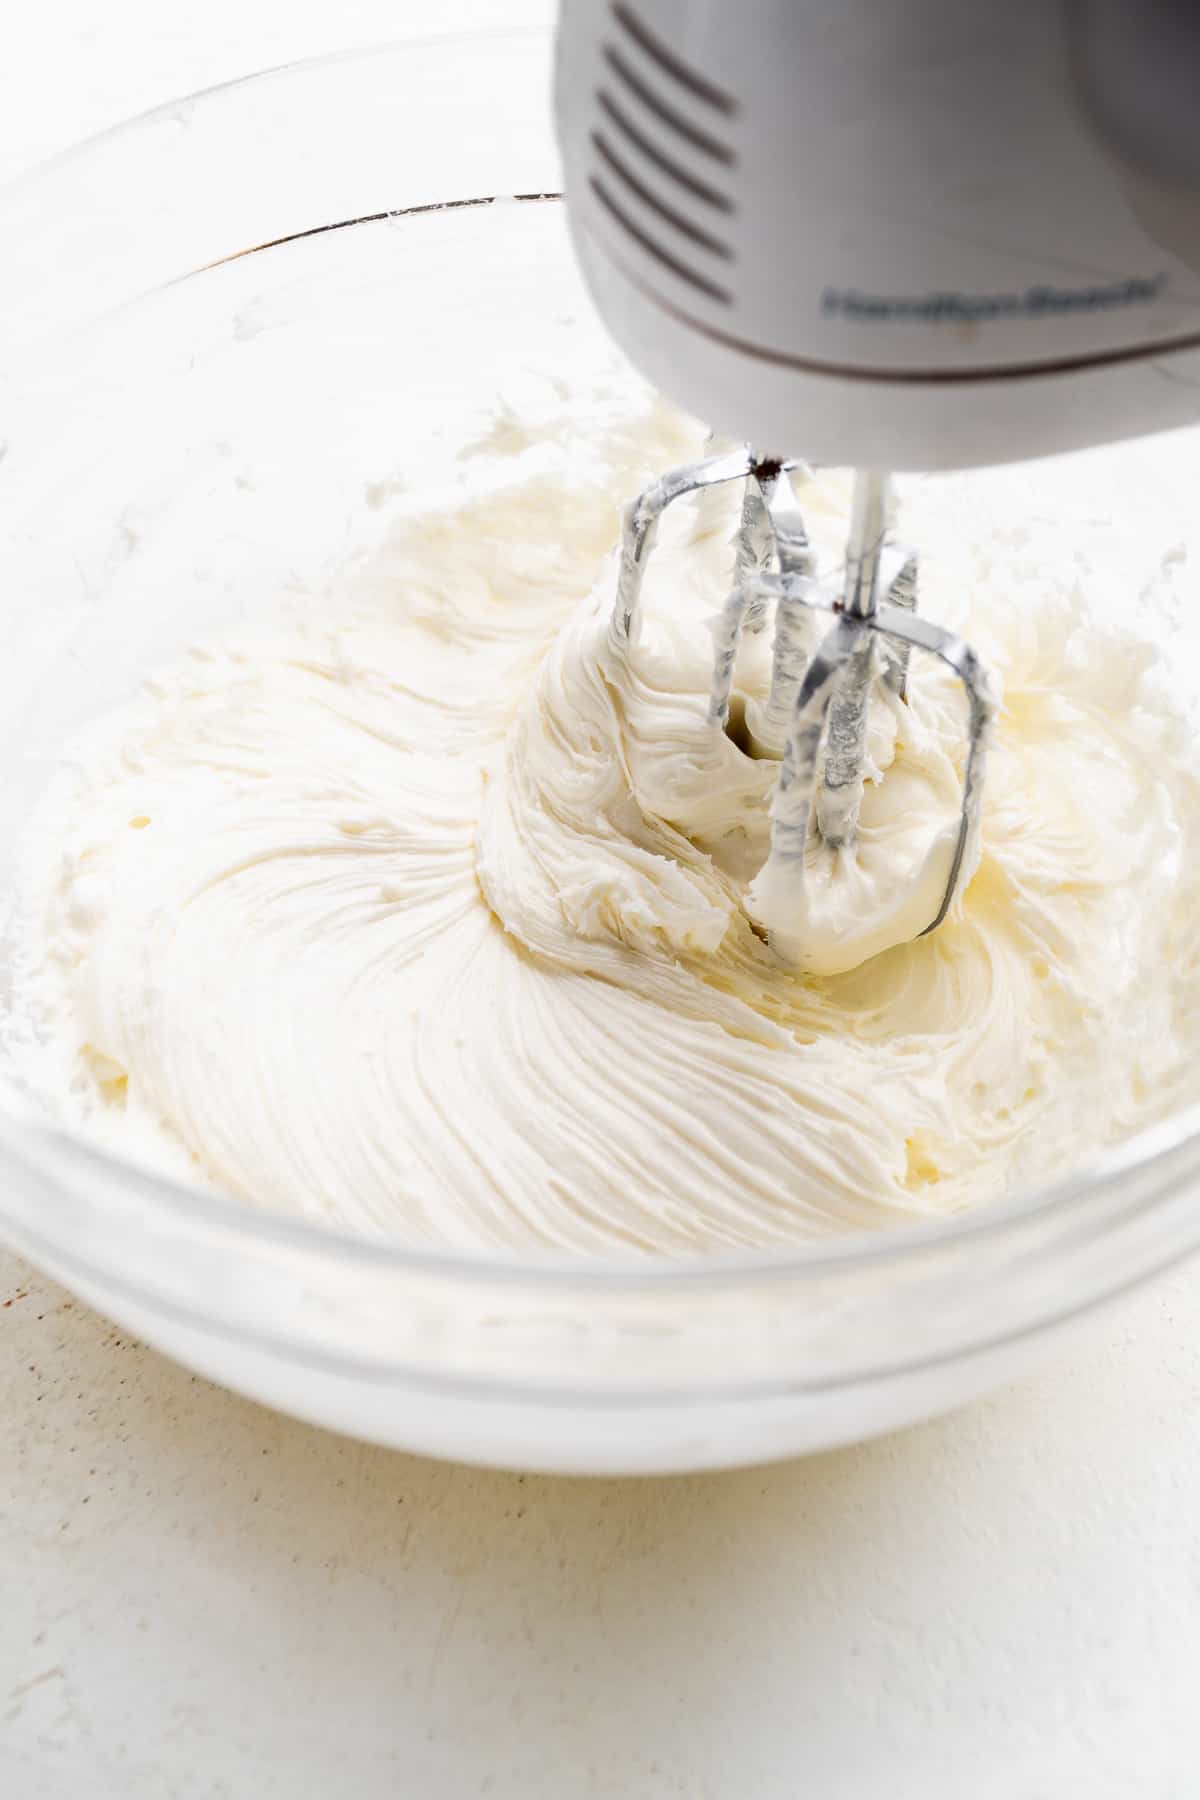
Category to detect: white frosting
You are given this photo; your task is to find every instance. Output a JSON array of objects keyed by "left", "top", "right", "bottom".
[
  {"left": 478, "top": 488, "right": 980, "bottom": 981},
  {"left": 6, "top": 393, "right": 1200, "bottom": 1253}
]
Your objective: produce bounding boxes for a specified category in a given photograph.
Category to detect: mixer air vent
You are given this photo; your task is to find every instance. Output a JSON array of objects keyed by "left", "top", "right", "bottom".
[{"left": 590, "top": 1, "right": 738, "bottom": 306}]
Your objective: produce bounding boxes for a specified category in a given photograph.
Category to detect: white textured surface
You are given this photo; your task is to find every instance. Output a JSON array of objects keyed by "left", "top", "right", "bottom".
[
  {"left": 3, "top": 6, "right": 1200, "bottom": 1796},
  {"left": 4, "top": 1262, "right": 1200, "bottom": 1798}
]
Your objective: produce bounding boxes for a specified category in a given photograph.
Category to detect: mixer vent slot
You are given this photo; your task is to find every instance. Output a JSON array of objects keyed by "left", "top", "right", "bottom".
[
  {"left": 601, "top": 42, "right": 733, "bottom": 165},
  {"left": 592, "top": 2, "right": 738, "bottom": 304},
  {"left": 590, "top": 133, "right": 731, "bottom": 259},
  {"left": 587, "top": 174, "right": 733, "bottom": 303},
  {"left": 594, "top": 93, "right": 732, "bottom": 213},
  {"left": 610, "top": 2, "right": 737, "bottom": 116}
]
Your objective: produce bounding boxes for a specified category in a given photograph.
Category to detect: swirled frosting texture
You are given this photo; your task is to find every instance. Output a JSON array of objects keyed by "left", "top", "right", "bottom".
[{"left": 7, "top": 396, "right": 1200, "bottom": 1252}]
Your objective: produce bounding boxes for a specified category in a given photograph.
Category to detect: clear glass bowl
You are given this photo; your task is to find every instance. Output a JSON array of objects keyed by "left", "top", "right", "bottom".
[{"left": 2, "top": 32, "right": 1199, "bottom": 1474}]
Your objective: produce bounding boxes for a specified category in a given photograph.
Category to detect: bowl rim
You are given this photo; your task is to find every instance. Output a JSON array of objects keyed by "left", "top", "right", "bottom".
[
  {"left": 0, "top": 27, "right": 556, "bottom": 200},
  {"left": 3, "top": 40, "right": 1200, "bottom": 1293}
]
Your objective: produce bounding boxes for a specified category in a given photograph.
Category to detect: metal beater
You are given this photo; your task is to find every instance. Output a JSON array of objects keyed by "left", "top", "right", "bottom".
[{"left": 613, "top": 448, "right": 995, "bottom": 951}]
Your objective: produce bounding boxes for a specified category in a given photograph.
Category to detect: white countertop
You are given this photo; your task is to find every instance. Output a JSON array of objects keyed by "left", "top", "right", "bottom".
[{"left": 3, "top": 7, "right": 1200, "bottom": 1796}]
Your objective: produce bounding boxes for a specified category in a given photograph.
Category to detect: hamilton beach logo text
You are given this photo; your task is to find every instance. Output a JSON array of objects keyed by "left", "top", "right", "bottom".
[{"left": 820, "top": 273, "right": 1166, "bottom": 324}]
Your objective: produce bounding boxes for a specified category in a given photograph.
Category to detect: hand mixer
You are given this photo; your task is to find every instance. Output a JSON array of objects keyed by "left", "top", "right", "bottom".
[{"left": 553, "top": 0, "right": 1200, "bottom": 960}]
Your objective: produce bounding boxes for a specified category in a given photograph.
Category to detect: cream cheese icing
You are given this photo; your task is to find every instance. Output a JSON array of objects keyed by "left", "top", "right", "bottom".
[{"left": 5, "top": 393, "right": 1200, "bottom": 1252}]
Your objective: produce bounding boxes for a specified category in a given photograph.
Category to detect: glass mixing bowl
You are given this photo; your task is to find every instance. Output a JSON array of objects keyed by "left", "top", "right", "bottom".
[{"left": 2, "top": 31, "right": 1199, "bottom": 1475}]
